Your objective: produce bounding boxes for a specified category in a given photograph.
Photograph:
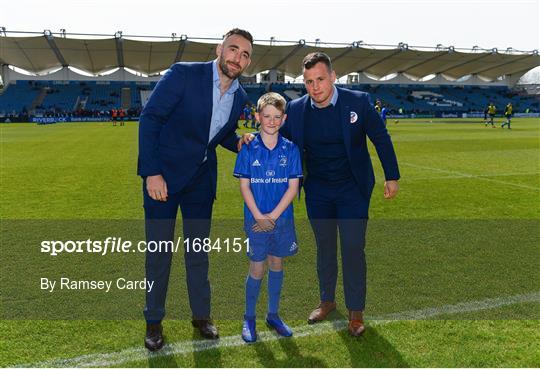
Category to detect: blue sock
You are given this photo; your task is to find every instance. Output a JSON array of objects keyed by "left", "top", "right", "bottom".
[
  {"left": 146, "top": 320, "right": 161, "bottom": 324},
  {"left": 245, "top": 275, "right": 262, "bottom": 319},
  {"left": 267, "top": 270, "right": 284, "bottom": 315}
]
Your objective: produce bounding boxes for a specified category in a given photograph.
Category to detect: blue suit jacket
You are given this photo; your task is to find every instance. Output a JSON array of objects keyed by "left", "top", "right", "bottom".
[
  {"left": 137, "top": 62, "right": 248, "bottom": 197},
  {"left": 281, "top": 87, "right": 400, "bottom": 199}
]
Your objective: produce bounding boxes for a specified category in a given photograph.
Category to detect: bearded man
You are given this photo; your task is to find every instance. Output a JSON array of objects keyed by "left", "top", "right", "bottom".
[{"left": 137, "top": 28, "right": 253, "bottom": 350}]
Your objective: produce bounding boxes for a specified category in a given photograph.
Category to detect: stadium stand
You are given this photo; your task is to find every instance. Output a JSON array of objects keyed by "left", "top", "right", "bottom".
[
  {"left": 1, "top": 80, "right": 538, "bottom": 121},
  {"left": 1, "top": 31, "right": 539, "bottom": 121},
  {"left": 0, "top": 80, "right": 41, "bottom": 114},
  {"left": 266, "top": 83, "right": 539, "bottom": 115}
]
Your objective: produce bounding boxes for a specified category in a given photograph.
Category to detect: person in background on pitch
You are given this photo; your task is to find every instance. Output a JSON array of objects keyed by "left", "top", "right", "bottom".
[
  {"left": 119, "top": 108, "right": 125, "bottom": 126},
  {"left": 233, "top": 92, "right": 302, "bottom": 343},
  {"left": 138, "top": 28, "right": 254, "bottom": 351},
  {"left": 243, "top": 104, "right": 251, "bottom": 128},
  {"left": 501, "top": 102, "right": 512, "bottom": 129},
  {"left": 251, "top": 104, "right": 257, "bottom": 129},
  {"left": 380, "top": 103, "right": 389, "bottom": 126},
  {"left": 374, "top": 99, "right": 382, "bottom": 114},
  {"left": 486, "top": 102, "right": 497, "bottom": 127}
]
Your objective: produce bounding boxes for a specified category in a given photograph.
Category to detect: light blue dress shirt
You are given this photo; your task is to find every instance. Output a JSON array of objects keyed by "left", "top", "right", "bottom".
[
  {"left": 202, "top": 60, "right": 239, "bottom": 162},
  {"left": 209, "top": 60, "right": 239, "bottom": 143}
]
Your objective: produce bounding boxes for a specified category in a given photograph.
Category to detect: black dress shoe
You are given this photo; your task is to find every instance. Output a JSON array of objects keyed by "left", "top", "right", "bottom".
[
  {"left": 191, "top": 319, "right": 219, "bottom": 339},
  {"left": 145, "top": 323, "right": 164, "bottom": 351}
]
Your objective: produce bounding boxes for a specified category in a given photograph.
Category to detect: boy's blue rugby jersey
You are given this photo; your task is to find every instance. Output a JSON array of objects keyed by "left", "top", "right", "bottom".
[{"left": 234, "top": 134, "right": 302, "bottom": 232}]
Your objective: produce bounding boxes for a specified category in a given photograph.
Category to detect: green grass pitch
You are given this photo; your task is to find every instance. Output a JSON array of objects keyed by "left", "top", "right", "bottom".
[{"left": 1, "top": 118, "right": 539, "bottom": 367}]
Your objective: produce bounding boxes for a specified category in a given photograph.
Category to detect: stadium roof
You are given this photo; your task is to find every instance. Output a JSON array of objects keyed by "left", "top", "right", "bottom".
[{"left": 1, "top": 32, "right": 539, "bottom": 81}]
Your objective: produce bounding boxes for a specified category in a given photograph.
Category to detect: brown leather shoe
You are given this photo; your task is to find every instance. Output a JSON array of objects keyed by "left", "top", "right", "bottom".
[
  {"left": 307, "top": 301, "right": 336, "bottom": 324},
  {"left": 191, "top": 319, "right": 219, "bottom": 339},
  {"left": 347, "top": 310, "right": 365, "bottom": 337}
]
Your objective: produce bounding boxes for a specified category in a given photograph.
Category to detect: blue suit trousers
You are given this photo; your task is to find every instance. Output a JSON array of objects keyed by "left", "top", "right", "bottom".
[
  {"left": 304, "top": 178, "right": 369, "bottom": 311},
  {"left": 143, "top": 163, "right": 214, "bottom": 321}
]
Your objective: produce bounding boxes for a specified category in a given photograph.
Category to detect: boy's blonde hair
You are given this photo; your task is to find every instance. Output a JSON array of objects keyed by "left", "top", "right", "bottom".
[{"left": 257, "top": 92, "right": 286, "bottom": 113}]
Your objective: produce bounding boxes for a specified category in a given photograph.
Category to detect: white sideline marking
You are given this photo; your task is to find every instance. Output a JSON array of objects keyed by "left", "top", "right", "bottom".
[
  {"left": 13, "top": 292, "right": 540, "bottom": 368},
  {"left": 401, "top": 162, "right": 540, "bottom": 191}
]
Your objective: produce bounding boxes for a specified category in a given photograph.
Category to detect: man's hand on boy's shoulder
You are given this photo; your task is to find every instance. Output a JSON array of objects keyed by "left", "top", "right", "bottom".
[{"left": 237, "top": 133, "right": 256, "bottom": 152}]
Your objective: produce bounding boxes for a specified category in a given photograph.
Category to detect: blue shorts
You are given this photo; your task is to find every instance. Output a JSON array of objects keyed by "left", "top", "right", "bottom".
[{"left": 245, "top": 228, "right": 298, "bottom": 262}]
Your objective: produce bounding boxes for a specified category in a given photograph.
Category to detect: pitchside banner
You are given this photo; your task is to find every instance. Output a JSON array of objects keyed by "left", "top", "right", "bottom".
[
  {"left": 1, "top": 219, "right": 538, "bottom": 320},
  {"left": 32, "top": 117, "right": 140, "bottom": 124}
]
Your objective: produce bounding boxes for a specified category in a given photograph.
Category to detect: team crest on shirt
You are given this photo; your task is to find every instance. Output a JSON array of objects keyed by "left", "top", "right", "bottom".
[
  {"left": 350, "top": 111, "right": 358, "bottom": 124},
  {"left": 279, "top": 155, "right": 288, "bottom": 167}
]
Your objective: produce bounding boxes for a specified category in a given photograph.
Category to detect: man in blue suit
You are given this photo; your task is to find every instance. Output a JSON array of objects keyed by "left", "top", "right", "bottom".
[
  {"left": 138, "top": 28, "right": 253, "bottom": 350},
  {"left": 281, "top": 52, "right": 400, "bottom": 337}
]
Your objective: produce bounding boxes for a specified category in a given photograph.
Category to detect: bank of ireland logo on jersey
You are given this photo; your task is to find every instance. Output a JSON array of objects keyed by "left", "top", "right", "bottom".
[
  {"left": 266, "top": 170, "right": 275, "bottom": 177},
  {"left": 350, "top": 111, "right": 358, "bottom": 124}
]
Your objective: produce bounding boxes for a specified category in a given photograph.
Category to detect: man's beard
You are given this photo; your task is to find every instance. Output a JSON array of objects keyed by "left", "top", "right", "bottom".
[{"left": 219, "top": 57, "right": 242, "bottom": 79}]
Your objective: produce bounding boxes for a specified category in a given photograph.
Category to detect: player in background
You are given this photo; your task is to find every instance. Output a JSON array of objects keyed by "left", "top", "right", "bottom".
[
  {"left": 119, "top": 108, "right": 125, "bottom": 126},
  {"left": 112, "top": 108, "right": 117, "bottom": 126},
  {"left": 375, "top": 99, "right": 382, "bottom": 114},
  {"left": 380, "top": 104, "right": 389, "bottom": 126},
  {"left": 501, "top": 102, "right": 513, "bottom": 129},
  {"left": 251, "top": 104, "right": 257, "bottom": 129},
  {"left": 243, "top": 104, "right": 251, "bottom": 128},
  {"left": 486, "top": 102, "right": 496, "bottom": 128},
  {"left": 233, "top": 92, "right": 302, "bottom": 343}
]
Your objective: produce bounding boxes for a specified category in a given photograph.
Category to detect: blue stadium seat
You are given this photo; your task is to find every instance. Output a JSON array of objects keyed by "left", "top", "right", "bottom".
[{"left": 1, "top": 80, "right": 538, "bottom": 117}]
